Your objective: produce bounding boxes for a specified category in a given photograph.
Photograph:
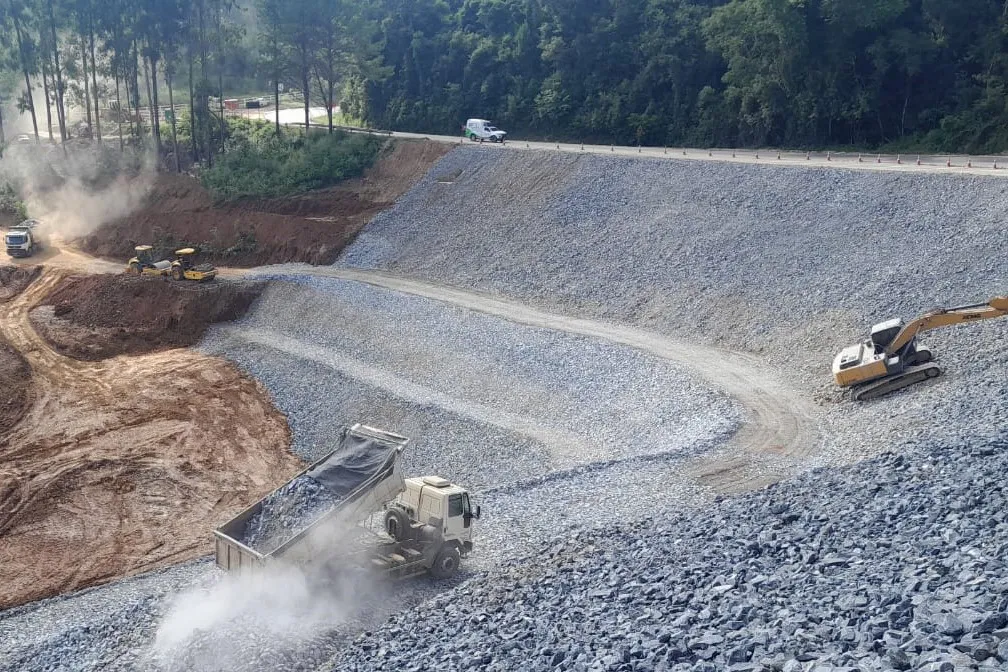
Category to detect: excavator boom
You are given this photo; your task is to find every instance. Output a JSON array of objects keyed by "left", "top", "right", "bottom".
[
  {"left": 833, "top": 295, "right": 1007, "bottom": 400},
  {"left": 885, "top": 296, "right": 1008, "bottom": 354}
]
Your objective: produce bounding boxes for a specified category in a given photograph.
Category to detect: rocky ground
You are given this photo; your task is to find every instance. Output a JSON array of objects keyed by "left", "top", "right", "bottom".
[
  {"left": 331, "top": 436, "right": 1008, "bottom": 672},
  {"left": 340, "top": 147, "right": 1008, "bottom": 459},
  {"left": 0, "top": 147, "right": 1004, "bottom": 672}
]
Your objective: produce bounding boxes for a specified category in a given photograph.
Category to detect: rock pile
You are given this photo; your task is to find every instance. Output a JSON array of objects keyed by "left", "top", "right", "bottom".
[{"left": 242, "top": 476, "right": 340, "bottom": 554}]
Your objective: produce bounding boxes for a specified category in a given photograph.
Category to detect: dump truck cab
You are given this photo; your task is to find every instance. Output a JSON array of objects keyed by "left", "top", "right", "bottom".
[
  {"left": 5, "top": 219, "right": 42, "bottom": 258},
  {"left": 389, "top": 476, "right": 478, "bottom": 554},
  {"left": 127, "top": 245, "right": 172, "bottom": 276},
  {"left": 171, "top": 248, "right": 217, "bottom": 282}
]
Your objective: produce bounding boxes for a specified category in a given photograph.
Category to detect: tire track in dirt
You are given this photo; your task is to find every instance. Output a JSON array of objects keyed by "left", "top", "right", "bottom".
[
  {"left": 278, "top": 266, "right": 821, "bottom": 494},
  {"left": 0, "top": 268, "right": 300, "bottom": 610}
]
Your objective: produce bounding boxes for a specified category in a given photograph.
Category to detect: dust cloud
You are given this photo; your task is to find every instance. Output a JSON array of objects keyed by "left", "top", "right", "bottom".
[
  {"left": 150, "top": 561, "right": 379, "bottom": 670},
  {"left": 0, "top": 142, "right": 157, "bottom": 239}
]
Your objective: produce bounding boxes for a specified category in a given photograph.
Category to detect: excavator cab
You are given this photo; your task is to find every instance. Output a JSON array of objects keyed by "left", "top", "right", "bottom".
[{"left": 869, "top": 318, "right": 904, "bottom": 350}]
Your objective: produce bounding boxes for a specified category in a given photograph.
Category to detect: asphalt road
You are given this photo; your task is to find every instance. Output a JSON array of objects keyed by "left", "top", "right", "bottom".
[{"left": 373, "top": 129, "right": 1008, "bottom": 176}]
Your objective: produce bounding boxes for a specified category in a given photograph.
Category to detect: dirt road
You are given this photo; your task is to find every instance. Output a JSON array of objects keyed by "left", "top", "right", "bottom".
[
  {"left": 273, "top": 266, "right": 821, "bottom": 493},
  {"left": 0, "top": 268, "right": 300, "bottom": 609}
]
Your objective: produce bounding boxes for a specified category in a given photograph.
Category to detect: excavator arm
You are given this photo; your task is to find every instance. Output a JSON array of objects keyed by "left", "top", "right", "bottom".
[{"left": 885, "top": 296, "right": 1008, "bottom": 355}]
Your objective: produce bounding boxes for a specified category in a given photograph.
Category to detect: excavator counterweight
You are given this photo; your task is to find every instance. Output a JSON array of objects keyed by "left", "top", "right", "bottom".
[{"left": 833, "top": 295, "right": 1007, "bottom": 401}]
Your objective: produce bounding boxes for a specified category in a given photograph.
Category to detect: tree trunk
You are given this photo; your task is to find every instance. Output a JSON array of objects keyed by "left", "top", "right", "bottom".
[
  {"left": 80, "top": 32, "right": 93, "bottom": 131},
  {"left": 167, "top": 70, "right": 180, "bottom": 173},
  {"left": 0, "top": 105, "right": 5, "bottom": 153},
  {"left": 274, "top": 72, "right": 280, "bottom": 136},
  {"left": 11, "top": 13, "right": 40, "bottom": 143},
  {"left": 131, "top": 40, "right": 142, "bottom": 140},
  {"left": 188, "top": 43, "right": 198, "bottom": 163},
  {"left": 149, "top": 55, "right": 163, "bottom": 154},
  {"left": 328, "top": 80, "right": 334, "bottom": 133},
  {"left": 89, "top": 14, "right": 102, "bottom": 144},
  {"left": 47, "top": 0, "right": 68, "bottom": 142},
  {"left": 41, "top": 58, "right": 54, "bottom": 142},
  {"left": 198, "top": 0, "right": 210, "bottom": 166},
  {"left": 115, "top": 68, "right": 124, "bottom": 151},
  {"left": 142, "top": 52, "right": 155, "bottom": 143},
  {"left": 50, "top": 52, "right": 65, "bottom": 142},
  {"left": 215, "top": 0, "right": 225, "bottom": 155},
  {"left": 302, "top": 52, "right": 310, "bottom": 132}
]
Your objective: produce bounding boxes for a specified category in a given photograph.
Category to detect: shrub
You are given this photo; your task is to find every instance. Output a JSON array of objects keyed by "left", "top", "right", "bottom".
[{"left": 200, "top": 120, "right": 382, "bottom": 201}]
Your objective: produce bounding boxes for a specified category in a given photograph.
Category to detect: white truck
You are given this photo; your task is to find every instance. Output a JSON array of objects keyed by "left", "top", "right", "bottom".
[
  {"left": 465, "top": 118, "right": 507, "bottom": 143},
  {"left": 5, "top": 219, "right": 43, "bottom": 258},
  {"left": 214, "top": 424, "right": 480, "bottom": 580}
]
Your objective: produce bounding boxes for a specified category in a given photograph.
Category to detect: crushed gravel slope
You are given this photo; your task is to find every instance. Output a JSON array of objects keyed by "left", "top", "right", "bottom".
[
  {"left": 332, "top": 436, "right": 1008, "bottom": 672},
  {"left": 339, "top": 147, "right": 1008, "bottom": 457}
]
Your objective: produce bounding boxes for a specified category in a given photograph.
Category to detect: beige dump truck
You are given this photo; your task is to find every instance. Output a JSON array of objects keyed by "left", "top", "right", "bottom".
[{"left": 214, "top": 424, "right": 480, "bottom": 580}]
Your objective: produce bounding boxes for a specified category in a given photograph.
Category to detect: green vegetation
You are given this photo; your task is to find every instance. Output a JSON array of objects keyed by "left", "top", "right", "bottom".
[
  {"left": 199, "top": 118, "right": 382, "bottom": 201},
  {"left": 3, "top": 0, "right": 1008, "bottom": 158},
  {"left": 364, "top": 0, "right": 1008, "bottom": 152},
  {"left": 0, "top": 183, "right": 28, "bottom": 222}
]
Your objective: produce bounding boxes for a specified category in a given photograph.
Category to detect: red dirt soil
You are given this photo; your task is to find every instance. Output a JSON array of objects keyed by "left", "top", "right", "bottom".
[
  {"left": 77, "top": 139, "right": 450, "bottom": 267},
  {"left": 0, "top": 268, "right": 301, "bottom": 610},
  {"left": 30, "top": 273, "right": 262, "bottom": 360},
  {"left": 0, "top": 267, "right": 36, "bottom": 434}
]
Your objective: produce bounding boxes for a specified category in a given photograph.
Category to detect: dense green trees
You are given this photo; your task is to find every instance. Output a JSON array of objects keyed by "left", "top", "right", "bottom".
[
  {"left": 3, "top": 0, "right": 1008, "bottom": 156},
  {"left": 365, "top": 0, "right": 1008, "bottom": 151}
]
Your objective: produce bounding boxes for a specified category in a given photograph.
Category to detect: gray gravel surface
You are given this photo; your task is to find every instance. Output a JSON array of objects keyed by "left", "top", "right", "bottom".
[
  {"left": 242, "top": 475, "right": 340, "bottom": 554},
  {"left": 331, "top": 437, "right": 1008, "bottom": 672},
  {"left": 4, "top": 150, "right": 1003, "bottom": 672},
  {"left": 339, "top": 147, "right": 1008, "bottom": 459},
  {"left": 200, "top": 275, "right": 739, "bottom": 481}
]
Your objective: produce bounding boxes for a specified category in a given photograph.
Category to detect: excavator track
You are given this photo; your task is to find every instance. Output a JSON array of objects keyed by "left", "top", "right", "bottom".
[{"left": 852, "top": 363, "right": 942, "bottom": 401}]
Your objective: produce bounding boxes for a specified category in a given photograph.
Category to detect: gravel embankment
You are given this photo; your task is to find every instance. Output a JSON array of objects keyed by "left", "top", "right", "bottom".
[
  {"left": 331, "top": 437, "right": 1008, "bottom": 672},
  {"left": 200, "top": 275, "right": 740, "bottom": 481},
  {"left": 0, "top": 270, "right": 738, "bottom": 671},
  {"left": 339, "top": 147, "right": 1008, "bottom": 458},
  {"left": 3, "top": 151, "right": 1003, "bottom": 672}
]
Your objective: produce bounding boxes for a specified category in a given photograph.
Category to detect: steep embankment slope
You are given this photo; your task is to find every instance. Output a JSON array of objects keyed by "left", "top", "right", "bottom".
[{"left": 339, "top": 147, "right": 1008, "bottom": 456}]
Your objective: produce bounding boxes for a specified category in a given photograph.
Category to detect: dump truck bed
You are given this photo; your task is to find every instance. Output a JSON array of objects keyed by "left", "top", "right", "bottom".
[{"left": 214, "top": 424, "right": 409, "bottom": 575}]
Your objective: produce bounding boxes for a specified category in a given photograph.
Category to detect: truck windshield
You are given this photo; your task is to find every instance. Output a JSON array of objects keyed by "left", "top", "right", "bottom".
[{"left": 6, "top": 234, "right": 26, "bottom": 244}]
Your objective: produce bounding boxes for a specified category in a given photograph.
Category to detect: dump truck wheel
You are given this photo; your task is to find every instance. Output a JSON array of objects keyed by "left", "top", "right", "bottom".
[
  {"left": 430, "top": 545, "right": 461, "bottom": 579},
  {"left": 384, "top": 509, "right": 410, "bottom": 542}
]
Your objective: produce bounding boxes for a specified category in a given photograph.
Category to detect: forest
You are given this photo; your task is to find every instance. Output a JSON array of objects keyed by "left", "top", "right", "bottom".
[{"left": 2, "top": 0, "right": 1008, "bottom": 155}]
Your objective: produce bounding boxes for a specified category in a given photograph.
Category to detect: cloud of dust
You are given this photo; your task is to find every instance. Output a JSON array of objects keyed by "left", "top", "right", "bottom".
[
  {"left": 0, "top": 142, "right": 158, "bottom": 240},
  {"left": 150, "top": 517, "right": 390, "bottom": 670},
  {"left": 150, "top": 561, "right": 379, "bottom": 670}
]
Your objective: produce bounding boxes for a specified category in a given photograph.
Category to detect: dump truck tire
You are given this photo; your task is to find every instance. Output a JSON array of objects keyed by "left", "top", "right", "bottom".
[
  {"left": 430, "top": 545, "right": 461, "bottom": 579},
  {"left": 384, "top": 509, "right": 410, "bottom": 542}
]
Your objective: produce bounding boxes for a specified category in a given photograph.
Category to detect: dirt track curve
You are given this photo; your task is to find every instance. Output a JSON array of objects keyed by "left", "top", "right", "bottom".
[
  {"left": 275, "top": 266, "right": 822, "bottom": 493},
  {"left": 0, "top": 267, "right": 298, "bottom": 610}
]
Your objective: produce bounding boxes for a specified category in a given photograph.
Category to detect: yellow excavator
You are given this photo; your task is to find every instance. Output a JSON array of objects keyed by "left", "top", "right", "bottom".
[
  {"left": 833, "top": 296, "right": 1008, "bottom": 401},
  {"left": 126, "top": 246, "right": 216, "bottom": 282}
]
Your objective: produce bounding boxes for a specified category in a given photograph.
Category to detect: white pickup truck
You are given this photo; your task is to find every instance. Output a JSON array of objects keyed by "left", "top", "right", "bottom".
[{"left": 465, "top": 118, "right": 507, "bottom": 143}]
